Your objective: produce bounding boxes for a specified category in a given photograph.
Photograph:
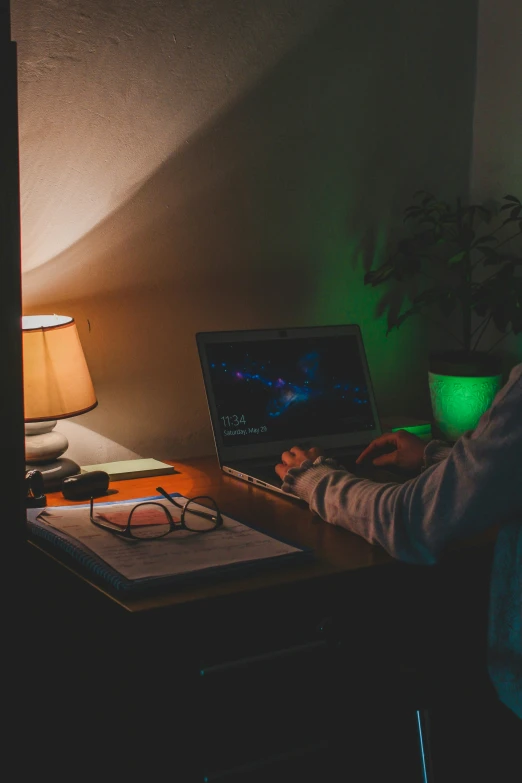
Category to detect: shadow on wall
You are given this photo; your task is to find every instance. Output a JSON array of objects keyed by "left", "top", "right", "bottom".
[{"left": 22, "top": 0, "right": 477, "bottom": 460}]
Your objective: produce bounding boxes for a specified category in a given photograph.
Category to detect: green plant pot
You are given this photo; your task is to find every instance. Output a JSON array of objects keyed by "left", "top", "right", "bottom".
[{"left": 428, "top": 351, "right": 503, "bottom": 442}]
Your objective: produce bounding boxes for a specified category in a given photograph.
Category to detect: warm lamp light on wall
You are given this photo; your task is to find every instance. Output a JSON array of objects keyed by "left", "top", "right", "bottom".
[{"left": 22, "top": 315, "right": 97, "bottom": 490}]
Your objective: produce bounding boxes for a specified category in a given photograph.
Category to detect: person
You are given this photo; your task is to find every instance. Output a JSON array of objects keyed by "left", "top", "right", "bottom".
[{"left": 275, "top": 361, "right": 522, "bottom": 777}]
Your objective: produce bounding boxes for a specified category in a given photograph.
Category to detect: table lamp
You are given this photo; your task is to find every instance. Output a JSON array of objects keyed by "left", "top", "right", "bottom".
[{"left": 22, "top": 314, "right": 98, "bottom": 491}]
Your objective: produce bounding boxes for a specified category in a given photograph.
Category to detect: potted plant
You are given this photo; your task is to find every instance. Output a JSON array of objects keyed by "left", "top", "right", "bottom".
[{"left": 364, "top": 191, "right": 522, "bottom": 440}]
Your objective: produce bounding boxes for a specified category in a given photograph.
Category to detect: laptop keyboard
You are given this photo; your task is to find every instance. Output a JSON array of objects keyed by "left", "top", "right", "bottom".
[
  {"left": 246, "top": 454, "right": 400, "bottom": 487},
  {"left": 243, "top": 452, "right": 359, "bottom": 486}
]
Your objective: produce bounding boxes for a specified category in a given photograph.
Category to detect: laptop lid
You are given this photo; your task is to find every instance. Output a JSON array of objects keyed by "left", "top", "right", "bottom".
[{"left": 196, "top": 324, "right": 382, "bottom": 468}]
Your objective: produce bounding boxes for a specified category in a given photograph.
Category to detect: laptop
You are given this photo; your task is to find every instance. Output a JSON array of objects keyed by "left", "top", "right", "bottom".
[{"left": 196, "top": 324, "right": 390, "bottom": 498}]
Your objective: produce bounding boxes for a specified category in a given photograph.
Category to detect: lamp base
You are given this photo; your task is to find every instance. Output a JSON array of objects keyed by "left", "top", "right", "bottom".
[{"left": 25, "top": 457, "right": 80, "bottom": 492}]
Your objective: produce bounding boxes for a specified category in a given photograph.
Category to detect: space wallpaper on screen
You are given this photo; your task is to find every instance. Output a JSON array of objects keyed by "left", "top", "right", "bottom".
[{"left": 205, "top": 336, "right": 375, "bottom": 447}]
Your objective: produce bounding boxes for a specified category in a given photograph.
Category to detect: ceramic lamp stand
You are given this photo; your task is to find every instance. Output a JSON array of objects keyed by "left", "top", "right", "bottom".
[{"left": 25, "top": 420, "right": 80, "bottom": 491}]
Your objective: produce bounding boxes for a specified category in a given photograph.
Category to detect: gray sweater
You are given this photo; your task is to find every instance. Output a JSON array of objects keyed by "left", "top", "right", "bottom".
[{"left": 282, "top": 363, "right": 522, "bottom": 720}]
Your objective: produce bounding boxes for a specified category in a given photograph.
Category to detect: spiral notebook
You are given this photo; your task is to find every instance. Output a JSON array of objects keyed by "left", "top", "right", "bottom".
[{"left": 26, "top": 494, "right": 311, "bottom": 594}]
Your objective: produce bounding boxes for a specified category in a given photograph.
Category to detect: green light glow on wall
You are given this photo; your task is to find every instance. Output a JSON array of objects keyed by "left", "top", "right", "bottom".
[{"left": 428, "top": 372, "right": 502, "bottom": 442}]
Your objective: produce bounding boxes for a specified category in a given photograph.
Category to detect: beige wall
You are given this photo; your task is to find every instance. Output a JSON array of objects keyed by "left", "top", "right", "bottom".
[
  {"left": 470, "top": 0, "right": 522, "bottom": 372},
  {"left": 15, "top": 0, "right": 478, "bottom": 463}
]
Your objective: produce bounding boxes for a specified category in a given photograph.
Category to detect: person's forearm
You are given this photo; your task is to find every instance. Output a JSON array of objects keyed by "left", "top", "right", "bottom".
[
  {"left": 284, "top": 462, "right": 439, "bottom": 564},
  {"left": 284, "top": 362, "right": 521, "bottom": 564},
  {"left": 284, "top": 364, "right": 521, "bottom": 563}
]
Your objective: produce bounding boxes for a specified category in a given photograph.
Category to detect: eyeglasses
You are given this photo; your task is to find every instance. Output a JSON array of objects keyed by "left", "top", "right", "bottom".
[{"left": 89, "top": 486, "right": 223, "bottom": 541}]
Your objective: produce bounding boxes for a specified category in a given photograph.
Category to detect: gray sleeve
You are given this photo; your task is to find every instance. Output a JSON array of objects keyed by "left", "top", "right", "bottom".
[
  {"left": 282, "top": 364, "right": 522, "bottom": 566},
  {"left": 422, "top": 439, "right": 453, "bottom": 469}
]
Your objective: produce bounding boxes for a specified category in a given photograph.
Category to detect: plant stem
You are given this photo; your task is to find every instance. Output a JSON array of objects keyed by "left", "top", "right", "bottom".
[
  {"left": 472, "top": 228, "right": 522, "bottom": 273},
  {"left": 421, "top": 313, "right": 465, "bottom": 347},
  {"left": 472, "top": 314, "right": 492, "bottom": 352},
  {"left": 495, "top": 228, "right": 522, "bottom": 250},
  {"left": 480, "top": 267, "right": 505, "bottom": 285},
  {"left": 456, "top": 199, "right": 472, "bottom": 354},
  {"left": 485, "top": 331, "right": 510, "bottom": 354},
  {"left": 470, "top": 317, "right": 489, "bottom": 338}
]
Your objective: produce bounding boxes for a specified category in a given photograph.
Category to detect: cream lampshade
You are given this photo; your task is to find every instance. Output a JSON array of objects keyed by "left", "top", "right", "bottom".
[{"left": 22, "top": 315, "right": 97, "bottom": 490}]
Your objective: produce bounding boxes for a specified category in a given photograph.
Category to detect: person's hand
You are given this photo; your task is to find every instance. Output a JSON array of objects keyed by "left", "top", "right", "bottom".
[
  {"left": 275, "top": 445, "right": 324, "bottom": 480},
  {"left": 356, "top": 430, "right": 426, "bottom": 473}
]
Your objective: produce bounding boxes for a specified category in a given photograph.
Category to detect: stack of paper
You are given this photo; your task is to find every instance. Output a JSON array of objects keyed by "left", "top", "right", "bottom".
[{"left": 80, "top": 458, "right": 177, "bottom": 480}]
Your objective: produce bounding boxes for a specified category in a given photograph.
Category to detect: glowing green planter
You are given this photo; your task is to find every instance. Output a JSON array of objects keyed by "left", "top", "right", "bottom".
[{"left": 428, "top": 353, "right": 502, "bottom": 442}]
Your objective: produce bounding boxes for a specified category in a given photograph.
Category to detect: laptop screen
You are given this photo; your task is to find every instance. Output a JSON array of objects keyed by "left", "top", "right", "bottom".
[{"left": 197, "top": 326, "right": 381, "bottom": 461}]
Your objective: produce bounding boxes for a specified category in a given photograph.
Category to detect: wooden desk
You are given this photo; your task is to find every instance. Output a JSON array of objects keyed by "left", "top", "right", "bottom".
[
  {"left": 39, "top": 455, "right": 395, "bottom": 609},
  {"left": 22, "top": 456, "right": 495, "bottom": 781}
]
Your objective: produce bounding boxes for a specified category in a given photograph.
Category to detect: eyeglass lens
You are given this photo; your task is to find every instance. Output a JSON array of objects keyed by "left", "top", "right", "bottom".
[
  {"left": 122, "top": 497, "right": 220, "bottom": 538},
  {"left": 182, "top": 497, "right": 221, "bottom": 532},
  {"left": 126, "top": 502, "right": 173, "bottom": 539}
]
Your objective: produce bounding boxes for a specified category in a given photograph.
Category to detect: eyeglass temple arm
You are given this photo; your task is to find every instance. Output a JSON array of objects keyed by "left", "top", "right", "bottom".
[
  {"left": 156, "top": 488, "right": 222, "bottom": 524},
  {"left": 156, "top": 487, "right": 184, "bottom": 509}
]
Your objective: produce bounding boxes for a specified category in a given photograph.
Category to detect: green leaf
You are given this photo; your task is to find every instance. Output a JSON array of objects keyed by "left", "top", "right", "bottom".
[
  {"left": 476, "top": 206, "right": 492, "bottom": 221},
  {"left": 492, "top": 306, "right": 510, "bottom": 332},
  {"left": 412, "top": 287, "right": 451, "bottom": 307},
  {"left": 403, "top": 207, "right": 423, "bottom": 222},
  {"left": 387, "top": 306, "right": 421, "bottom": 333},
  {"left": 447, "top": 250, "right": 467, "bottom": 266},
  {"left": 364, "top": 264, "right": 395, "bottom": 286},
  {"left": 480, "top": 247, "right": 502, "bottom": 265},
  {"left": 367, "top": 191, "right": 521, "bottom": 342},
  {"left": 472, "top": 234, "right": 497, "bottom": 247},
  {"left": 471, "top": 266, "right": 522, "bottom": 336},
  {"left": 429, "top": 202, "right": 450, "bottom": 215},
  {"left": 510, "top": 292, "right": 522, "bottom": 333},
  {"left": 497, "top": 262, "right": 515, "bottom": 279},
  {"left": 500, "top": 209, "right": 522, "bottom": 226},
  {"left": 473, "top": 302, "right": 488, "bottom": 318}
]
